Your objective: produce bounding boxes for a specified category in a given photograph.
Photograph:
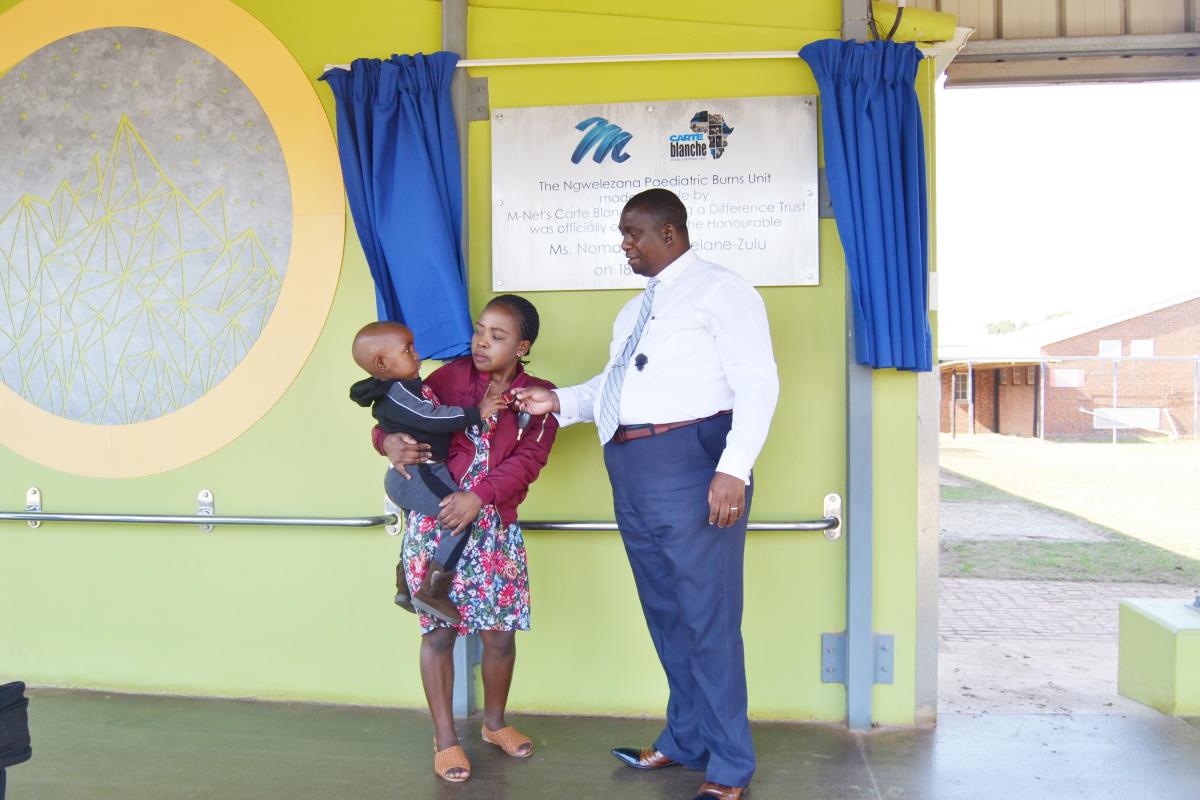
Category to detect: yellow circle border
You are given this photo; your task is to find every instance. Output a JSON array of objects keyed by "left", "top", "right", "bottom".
[{"left": 0, "top": 0, "right": 345, "bottom": 478}]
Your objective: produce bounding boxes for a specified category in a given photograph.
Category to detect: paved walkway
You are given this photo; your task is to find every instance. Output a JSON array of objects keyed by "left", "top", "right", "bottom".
[
  {"left": 938, "top": 578, "right": 1194, "bottom": 715},
  {"left": 940, "top": 501, "right": 1112, "bottom": 542},
  {"left": 940, "top": 578, "right": 1185, "bottom": 642},
  {"left": 938, "top": 465, "right": 1196, "bottom": 716}
]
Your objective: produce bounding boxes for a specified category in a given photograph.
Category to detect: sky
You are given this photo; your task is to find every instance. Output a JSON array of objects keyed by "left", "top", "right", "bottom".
[{"left": 934, "top": 79, "right": 1200, "bottom": 346}]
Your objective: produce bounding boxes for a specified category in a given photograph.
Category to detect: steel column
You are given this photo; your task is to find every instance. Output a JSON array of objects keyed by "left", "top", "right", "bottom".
[
  {"left": 839, "top": 9, "right": 875, "bottom": 731},
  {"left": 1193, "top": 358, "right": 1198, "bottom": 443},
  {"left": 444, "top": 0, "right": 470, "bottom": 285},
  {"left": 1039, "top": 360, "right": 1047, "bottom": 439},
  {"left": 442, "top": 0, "right": 479, "bottom": 719},
  {"left": 845, "top": 290, "right": 874, "bottom": 731},
  {"left": 843, "top": 0, "right": 871, "bottom": 44},
  {"left": 452, "top": 634, "right": 481, "bottom": 719},
  {"left": 1112, "top": 359, "right": 1119, "bottom": 445},
  {"left": 951, "top": 373, "right": 958, "bottom": 438},
  {"left": 967, "top": 361, "right": 975, "bottom": 435},
  {"left": 993, "top": 368, "right": 1000, "bottom": 433},
  {"left": 1031, "top": 364, "right": 1040, "bottom": 436}
]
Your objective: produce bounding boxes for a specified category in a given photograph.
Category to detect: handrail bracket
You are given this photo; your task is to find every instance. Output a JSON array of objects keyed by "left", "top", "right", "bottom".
[
  {"left": 25, "top": 487, "right": 41, "bottom": 529},
  {"left": 823, "top": 492, "right": 843, "bottom": 540},
  {"left": 197, "top": 490, "right": 215, "bottom": 533}
]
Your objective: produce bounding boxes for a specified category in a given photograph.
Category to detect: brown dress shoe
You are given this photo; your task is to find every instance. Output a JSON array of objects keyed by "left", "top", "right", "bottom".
[
  {"left": 412, "top": 561, "right": 461, "bottom": 624},
  {"left": 610, "top": 746, "right": 678, "bottom": 770},
  {"left": 693, "top": 783, "right": 747, "bottom": 800}
]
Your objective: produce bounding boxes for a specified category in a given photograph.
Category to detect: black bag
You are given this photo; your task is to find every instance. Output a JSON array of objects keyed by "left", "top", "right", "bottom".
[{"left": 0, "top": 682, "right": 31, "bottom": 769}]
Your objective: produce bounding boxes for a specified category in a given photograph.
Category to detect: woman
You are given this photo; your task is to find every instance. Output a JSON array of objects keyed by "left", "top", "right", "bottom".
[{"left": 375, "top": 294, "right": 557, "bottom": 783}]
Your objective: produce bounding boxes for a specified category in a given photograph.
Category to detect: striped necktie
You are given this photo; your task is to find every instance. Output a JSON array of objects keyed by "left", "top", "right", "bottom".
[{"left": 596, "top": 278, "right": 659, "bottom": 444}]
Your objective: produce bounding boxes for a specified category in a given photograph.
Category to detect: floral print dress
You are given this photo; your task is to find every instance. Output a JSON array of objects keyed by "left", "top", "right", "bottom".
[{"left": 401, "top": 412, "right": 532, "bottom": 635}]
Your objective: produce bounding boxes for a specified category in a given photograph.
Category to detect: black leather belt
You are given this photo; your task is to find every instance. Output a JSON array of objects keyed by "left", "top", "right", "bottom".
[{"left": 611, "top": 410, "right": 732, "bottom": 444}]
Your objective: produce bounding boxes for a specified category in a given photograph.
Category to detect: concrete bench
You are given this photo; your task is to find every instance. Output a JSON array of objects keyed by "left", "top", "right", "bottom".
[{"left": 1119, "top": 598, "right": 1200, "bottom": 716}]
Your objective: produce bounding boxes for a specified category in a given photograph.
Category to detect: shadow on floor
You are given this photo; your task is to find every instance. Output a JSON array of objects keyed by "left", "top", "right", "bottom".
[{"left": 8, "top": 689, "right": 1200, "bottom": 800}]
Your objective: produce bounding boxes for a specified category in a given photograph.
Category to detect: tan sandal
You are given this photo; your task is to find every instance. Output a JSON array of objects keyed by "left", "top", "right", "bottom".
[
  {"left": 482, "top": 724, "right": 533, "bottom": 758},
  {"left": 433, "top": 739, "right": 471, "bottom": 782}
]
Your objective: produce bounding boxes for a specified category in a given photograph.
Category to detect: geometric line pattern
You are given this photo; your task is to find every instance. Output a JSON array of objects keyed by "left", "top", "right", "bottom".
[{"left": 0, "top": 115, "right": 282, "bottom": 424}]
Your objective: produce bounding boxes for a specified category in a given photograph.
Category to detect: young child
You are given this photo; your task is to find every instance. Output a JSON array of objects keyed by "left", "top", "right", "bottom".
[{"left": 349, "top": 321, "right": 504, "bottom": 624}]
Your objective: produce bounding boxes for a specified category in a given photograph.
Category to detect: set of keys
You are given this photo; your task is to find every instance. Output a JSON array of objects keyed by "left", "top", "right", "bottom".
[{"left": 500, "top": 391, "right": 547, "bottom": 442}]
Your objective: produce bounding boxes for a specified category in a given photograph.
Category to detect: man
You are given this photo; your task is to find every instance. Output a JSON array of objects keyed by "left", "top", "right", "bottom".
[{"left": 515, "top": 188, "right": 778, "bottom": 800}]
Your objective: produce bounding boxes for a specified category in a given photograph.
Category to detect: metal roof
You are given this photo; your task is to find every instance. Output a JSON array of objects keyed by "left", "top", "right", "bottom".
[
  {"left": 910, "top": 0, "right": 1200, "bottom": 85},
  {"left": 937, "top": 286, "right": 1200, "bottom": 362}
]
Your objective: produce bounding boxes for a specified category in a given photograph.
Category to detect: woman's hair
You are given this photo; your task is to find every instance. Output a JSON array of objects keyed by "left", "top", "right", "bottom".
[{"left": 485, "top": 294, "right": 540, "bottom": 363}]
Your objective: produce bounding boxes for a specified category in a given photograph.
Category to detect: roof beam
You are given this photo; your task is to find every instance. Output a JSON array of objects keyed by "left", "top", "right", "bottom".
[
  {"left": 955, "top": 32, "right": 1200, "bottom": 62},
  {"left": 947, "top": 53, "right": 1200, "bottom": 86}
]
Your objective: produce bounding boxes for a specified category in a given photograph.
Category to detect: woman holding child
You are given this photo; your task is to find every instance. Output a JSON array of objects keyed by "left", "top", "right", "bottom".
[{"left": 375, "top": 294, "right": 557, "bottom": 783}]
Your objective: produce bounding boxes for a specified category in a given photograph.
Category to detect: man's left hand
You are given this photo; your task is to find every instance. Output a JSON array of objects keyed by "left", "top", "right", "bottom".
[
  {"left": 708, "top": 472, "right": 747, "bottom": 528},
  {"left": 438, "top": 491, "right": 484, "bottom": 535}
]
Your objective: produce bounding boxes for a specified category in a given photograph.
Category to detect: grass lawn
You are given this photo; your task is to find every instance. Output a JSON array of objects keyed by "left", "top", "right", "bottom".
[
  {"left": 940, "top": 481, "right": 1018, "bottom": 503},
  {"left": 941, "top": 435, "right": 1200, "bottom": 560},
  {"left": 942, "top": 537, "right": 1200, "bottom": 584},
  {"left": 940, "top": 470, "right": 1200, "bottom": 585}
]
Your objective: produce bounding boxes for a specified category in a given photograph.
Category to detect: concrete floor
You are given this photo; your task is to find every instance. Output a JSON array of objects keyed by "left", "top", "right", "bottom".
[{"left": 6, "top": 690, "right": 1200, "bottom": 800}]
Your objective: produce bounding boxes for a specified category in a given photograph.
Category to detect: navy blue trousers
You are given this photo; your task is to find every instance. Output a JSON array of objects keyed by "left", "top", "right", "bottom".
[{"left": 604, "top": 414, "right": 755, "bottom": 787}]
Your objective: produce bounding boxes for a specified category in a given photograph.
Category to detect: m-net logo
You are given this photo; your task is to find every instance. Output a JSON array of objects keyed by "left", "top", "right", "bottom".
[{"left": 570, "top": 117, "right": 632, "bottom": 164}]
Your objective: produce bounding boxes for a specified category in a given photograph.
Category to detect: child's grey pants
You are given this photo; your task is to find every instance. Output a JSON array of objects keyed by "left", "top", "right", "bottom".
[{"left": 385, "top": 464, "right": 472, "bottom": 569}]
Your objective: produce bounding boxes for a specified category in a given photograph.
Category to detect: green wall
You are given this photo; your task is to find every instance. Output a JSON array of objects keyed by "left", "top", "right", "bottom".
[{"left": 0, "top": 0, "right": 931, "bottom": 725}]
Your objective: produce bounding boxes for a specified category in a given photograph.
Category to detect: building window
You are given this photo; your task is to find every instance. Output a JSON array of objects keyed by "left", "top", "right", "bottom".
[
  {"left": 953, "top": 373, "right": 968, "bottom": 402},
  {"left": 1052, "top": 368, "right": 1084, "bottom": 388},
  {"left": 1131, "top": 339, "right": 1155, "bottom": 357},
  {"left": 1026, "top": 365, "right": 1037, "bottom": 385},
  {"left": 1098, "top": 339, "right": 1122, "bottom": 358},
  {"left": 999, "top": 368, "right": 1009, "bottom": 386}
]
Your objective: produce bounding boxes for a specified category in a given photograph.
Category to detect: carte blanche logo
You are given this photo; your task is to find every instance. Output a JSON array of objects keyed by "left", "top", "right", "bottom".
[
  {"left": 571, "top": 117, "right": 632, "bottom": 164},
  {"left": 668, "top": 110, "right": 735, "bottom": 160}
]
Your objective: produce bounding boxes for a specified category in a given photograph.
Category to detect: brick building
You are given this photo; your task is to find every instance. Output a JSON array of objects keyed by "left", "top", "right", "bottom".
[{"left": 940, "top": 293, "right": 1200, "bottom": 440}]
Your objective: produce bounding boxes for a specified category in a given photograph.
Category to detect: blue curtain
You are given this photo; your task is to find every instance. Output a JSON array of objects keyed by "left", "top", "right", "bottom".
[
  {"left": 799, "top": 40, "right": 932, "bottom": 372},
  {"left": 321, "top": 53, "right": 472, "bottom": 360}
]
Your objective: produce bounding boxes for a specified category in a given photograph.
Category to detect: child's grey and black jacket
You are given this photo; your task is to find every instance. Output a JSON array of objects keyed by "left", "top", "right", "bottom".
[{"left": 349, "top": 376, "right": 483, "bottom": 517}]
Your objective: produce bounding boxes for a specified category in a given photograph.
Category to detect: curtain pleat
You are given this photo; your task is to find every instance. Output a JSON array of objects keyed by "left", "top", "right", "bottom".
[
  {"left": 800, "top": 40, "right": 932, "bottom": 372},
  {"left": 321, "top": 53, "right": 471, "bottom": 360}
]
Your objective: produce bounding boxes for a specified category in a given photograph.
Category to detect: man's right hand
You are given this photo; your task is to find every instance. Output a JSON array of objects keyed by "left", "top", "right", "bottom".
[
  {"left": 511, "top": 386, "right": 559, "bottom": 416},
  {"left": 381, "top": 433, "right": 432, "bottom": 479}
]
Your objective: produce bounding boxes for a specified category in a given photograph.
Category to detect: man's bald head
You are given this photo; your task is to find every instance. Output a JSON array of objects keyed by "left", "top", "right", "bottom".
[{"left": 622, "top": 188, "right": 689, "bottom": 243}]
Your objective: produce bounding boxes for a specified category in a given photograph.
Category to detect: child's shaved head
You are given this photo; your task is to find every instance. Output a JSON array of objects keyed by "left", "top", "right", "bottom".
[{"left": 352, "top": 321, "right": 419, "bottom": 379}]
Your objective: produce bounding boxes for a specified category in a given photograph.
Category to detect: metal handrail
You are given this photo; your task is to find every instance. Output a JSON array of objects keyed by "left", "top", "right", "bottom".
[
  {"left": 3, "top": 490, "right": 842, "bottom": 539},
  {"left": 0, "top": 512, "right": 839, "bottom": 532},
  {"left": 523, "top": 520, "right": 836, "bottom": 532},
  {"left": 0, "top": 511, "right": 393, "bottom": 528}
]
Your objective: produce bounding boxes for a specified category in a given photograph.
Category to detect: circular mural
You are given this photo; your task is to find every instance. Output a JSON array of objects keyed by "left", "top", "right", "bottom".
[
  {"left": 0, "top": 27, "right": 292, "bottom": 424},
  {"left": 0, "top": 0, "right": 344, "bottom": 477}
]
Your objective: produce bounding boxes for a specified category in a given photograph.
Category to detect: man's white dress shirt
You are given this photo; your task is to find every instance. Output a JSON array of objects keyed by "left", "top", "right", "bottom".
[{"left": 555, "top": 248, "right": 779, "bottom": 483}]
